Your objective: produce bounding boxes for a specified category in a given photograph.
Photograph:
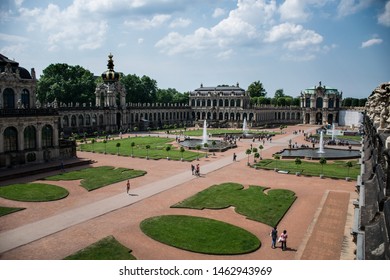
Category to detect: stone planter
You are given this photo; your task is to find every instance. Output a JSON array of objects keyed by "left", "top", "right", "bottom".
[
  {"left": 320, "top": 174, "right": 324, "bottom": 179},
  {"left": 345, "top": 177, "right": 351, "bottom": 181},
  {"left": 295, "top": 172, "right": 301, "bottom": 176}
]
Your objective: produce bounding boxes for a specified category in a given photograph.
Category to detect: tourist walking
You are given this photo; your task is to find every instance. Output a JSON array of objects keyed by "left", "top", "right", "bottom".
[
  {"left": 270, "top": 227, "right": 278, "bottom": 249},
  {"left": 196, "top": 164, "right": 200, "bottom": 176},
  {"left": 191, "top": 164, "right": 195, "bottom": 175},
  {"left": 279, "top": 230, "right": 288, "bottom": 251},
  {"left": 233, "top": 153, "right": 237, "bottom": 161},
  {"left": 126, "top": 180, "right": 130, "bottom": 194}
]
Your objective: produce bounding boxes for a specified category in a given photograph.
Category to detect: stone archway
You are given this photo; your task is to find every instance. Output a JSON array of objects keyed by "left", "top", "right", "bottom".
[{"left": 316, "top": 112, "right": 323, "bottom": 125}]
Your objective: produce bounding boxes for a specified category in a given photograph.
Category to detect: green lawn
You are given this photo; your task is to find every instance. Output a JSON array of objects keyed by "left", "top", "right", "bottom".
[
  {"left": 80, "top": 136, "right": 201, "bottom": 161},
  {"left": 44, "top": 166, "right": 146, "bottom": 191},
  {"left": 172, "top": 182, "right": 296, "bottom": 227},
  {"left": 0, "top": 183, "right": 69, "bottom": 202},
  {"left": 255, "top": 159, "right": 360, "bottom": 179},
  {"left": 64, "top": 235, "right": 136, "bottom": 260},
  {"left": 141, "top": 215, "right": 260, "bottom": 255},
  {"left": 0, "top": 206, "right": 25, "bottom": 217}
]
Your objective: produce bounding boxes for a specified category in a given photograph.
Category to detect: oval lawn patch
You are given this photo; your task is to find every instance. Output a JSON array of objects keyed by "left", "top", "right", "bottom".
[{"left": 140, "top": 215, "right": 260, "bottom": 255}]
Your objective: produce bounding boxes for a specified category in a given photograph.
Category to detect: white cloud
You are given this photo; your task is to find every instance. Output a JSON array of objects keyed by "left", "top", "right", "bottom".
[
  {"left": 18, "top": 3, "right": 108, "bottom": 51},
  {"left": 279, "top": 0, "right": 309, "bottom": 22},
  {"left": 212, "top": 8, "right": 226, "bottom": 18},
  {"left": 378, "top": 1, "right": 390, "bottom": 27},
  {"left": 124, "top": 14, "right": 171, "bottom": 29},
  {"left": 156, "top": 0, "right": 277, "bottom": 55},
  {"left": 217, "top": 49, "right": 234, "bottom": 60},
  {"left": 138, "top": 38, "right": 144, "bottom": 44},
  {"left": 264, "top": 22, "right": 323, "bottom": 50},
  {"left": 361, "top": 37, "right": 383, "bottom": 48},
  {"left": 169, "top": 17, "right": 191, "bottom": 28},
  {"left": 0, "top": 32, "right": 28, "bottom": 43},
  {"left": 337, "top": 0, "right": 373, "bottom": 17}
]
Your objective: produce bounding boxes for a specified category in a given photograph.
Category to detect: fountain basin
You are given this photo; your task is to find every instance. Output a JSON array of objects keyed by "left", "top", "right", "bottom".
[
  {"left": 276, "top": 148, "right": 360, "bottom": 160},
  {"left": 179, "top": 139, "right": 236, "bottom": 152}
]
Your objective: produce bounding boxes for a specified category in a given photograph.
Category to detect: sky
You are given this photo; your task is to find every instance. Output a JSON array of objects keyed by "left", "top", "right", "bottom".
[{"left": 0, "top": 0, "right": 389, "bottom": 99}]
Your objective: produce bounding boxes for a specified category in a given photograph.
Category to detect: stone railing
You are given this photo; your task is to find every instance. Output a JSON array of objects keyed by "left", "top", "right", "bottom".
[{"left": 353, "top": 82, "right": 390, "bottom": 259}]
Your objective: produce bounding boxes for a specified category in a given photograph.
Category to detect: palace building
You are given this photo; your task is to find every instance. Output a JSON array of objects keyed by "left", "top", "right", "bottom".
[{"left": 1, "top": 53, "right": 350, "bottom": 168}]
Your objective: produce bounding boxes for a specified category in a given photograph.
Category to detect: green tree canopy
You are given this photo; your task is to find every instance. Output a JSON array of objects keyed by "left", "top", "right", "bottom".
[
  {"left": 121, "top": 74, "right": 157, "bottom": 104},
  {"left": 247, "top": 81, "right": 267, "bottom": 98},
  {"left": 37, "top": 63, "right": 96, "bottom": 104}
]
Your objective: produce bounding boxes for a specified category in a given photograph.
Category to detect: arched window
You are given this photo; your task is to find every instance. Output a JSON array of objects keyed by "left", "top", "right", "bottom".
[
  {"left": 99, "top": 114, "right": 104, "bottom": 125},
  {"left": 230, "top": 99, "right": 235, "bottom": 107},
  {"left": 316, "top": 97, "right": 323, "bottom": 108},
  {"left": 24, "top": 125, "right": 36, "bottom": 150},
  {"left": 328, "top": 98, "right": 334, "bottom": 108},
  {"left": 236, "top": 99, "right": 241, "bottom": 107},
  {"left": 305, "top": 97, "right": 310, "bottom": 108},
  {"left": 236, "top": 113, "right": 240, "bottom": 120},
  {"left": 3, "top": 88, "right": 15, "bottom": 109},
  {"left": 92, "top": 114, "right": 97, "bottom": 126},
  {"left": 42, "top": 125, "right": 53, "bottom": 148},
  {"left": 191, "top": 99, "right": 195, "bottom": 106},
  {"left": 219, "top": 112, "right": 223, "bottom": 120},
  {"left": 71, "top": 115, "right": 77, "bottom": 127},
  {"left": 21, "top": 89, "right": 30, "bottom": 108},
  {"left": 86, "top": 114, "right": 91, "bottom": 126},
  {"left": 207, "top": 99, "right": 211, "bottom": 106},
  {"left": 63, "top": 116, "right": 69, "bottom": 127},
  {"left": 196, "top": 100, "right": 200, "bottom": 106},
  {"left": 213, "top": 99, "right": 217, "bottom": 107},
  {"left": 219, "top": 99, "right": 223, "bottom": 107},
  {"left": 78, "top": 115, "right": 84, "bottom": 126},
  {"left": 224, "top": 99, "right": 229, "bottom": 107},
  {"left": 336, "top": 98, "right": 340, "bottom": 108},
  {"left": 4, "top": 127, "right": 18, "bottom": 152},
  {"left": 201, "top": 99, "right": 206, "bottom": 107}
]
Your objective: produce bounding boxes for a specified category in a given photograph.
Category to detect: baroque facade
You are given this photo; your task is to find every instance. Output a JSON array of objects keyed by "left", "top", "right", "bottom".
[
  {"left": 301, "top": 81, "right": 342, "bottom": 125},
  {"left": 0, "top": 54, "right": 69, "bottom": 168}
]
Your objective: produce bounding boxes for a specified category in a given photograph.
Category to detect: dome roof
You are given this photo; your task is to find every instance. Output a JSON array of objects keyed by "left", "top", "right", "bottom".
[
  {"left": 101, "top": 53, "right": 119, "bottom": 83},
  {"left": 0, "top": 53, "right": 32, "bottom": 79}
]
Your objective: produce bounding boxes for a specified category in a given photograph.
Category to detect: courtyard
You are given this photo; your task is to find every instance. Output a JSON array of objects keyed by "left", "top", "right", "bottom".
[{"left": 0, "top": 124, "right": 358, "bottom": 260}]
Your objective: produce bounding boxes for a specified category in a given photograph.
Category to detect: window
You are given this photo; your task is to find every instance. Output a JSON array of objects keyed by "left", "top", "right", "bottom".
[
  {"left": 3, "top": 88, "right": 15, "bottom": 109},
  {"left": 24, "top": 126, "right": 36, "bottom": 150},
  {"left": 42, "top": 125, "right": 53, "bottom": 148},
  {"left": 4, "top": 127, "right": 18, "bottom": 152},
  {"left": 21, "top": 89, "right": 30, "bottom": 108}
]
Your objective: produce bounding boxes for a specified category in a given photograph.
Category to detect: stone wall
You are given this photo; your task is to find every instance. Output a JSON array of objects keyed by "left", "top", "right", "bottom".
[{"left": 353, "top": 82, "right": 390, "bottom": 259}]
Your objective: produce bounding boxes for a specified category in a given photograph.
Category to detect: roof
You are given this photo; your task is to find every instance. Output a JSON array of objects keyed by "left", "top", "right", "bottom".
[{"left": 0, "top": 53, "right": 32, "bottom": 79}]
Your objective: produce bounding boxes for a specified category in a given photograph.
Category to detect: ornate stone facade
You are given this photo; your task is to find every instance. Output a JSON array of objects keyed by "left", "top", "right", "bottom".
[
  {"left": 300, "top": 81, "right": 342, "bottom": 125},
  {"left": 0, "top": 54, "right": 67, "bottom": 168}
]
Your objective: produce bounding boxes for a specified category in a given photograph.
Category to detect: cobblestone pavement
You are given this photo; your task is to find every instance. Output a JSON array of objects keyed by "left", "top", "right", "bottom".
[{"left": 0, "top": 125, "right": 357, "bottom": 260}]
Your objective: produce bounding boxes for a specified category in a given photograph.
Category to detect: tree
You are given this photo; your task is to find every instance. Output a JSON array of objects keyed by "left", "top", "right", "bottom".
[
  {"left": 252, "top": 148, "right": 258, "bottom": 162},
  {"left": 246, "top": 148, "right": 252, "bottom": 165},
  {"left": 165, "top": 145, "right": 171, "bottom": 159},
  {"left": 103, "top": 140, "right": 107, "bottom": 154},
  {"left": 203, "top": 143, "right": 209, "bottom": 158},
  {"left": 274, "top": 89, "right": 285, "bottom": 99},
  {"left": 37, "top": 63, "right": 96, "bottom": 104},
  {"left": 195, "top": 144, "right": 201, "bottom": 160},
  {"left": 247, "top": 81, "right": 267, "bottom": 99},
  {"left": 295, "top": 157, "right": 302, "bottom": 172},
  {"left": 116, "top": 142, "right": 121, "bottom": 155},
  {"left": 91, "top": 138, "right": 95, "bottom": 153},
  {"left": 130, "top": 142, "right": 135, "bottom": 157},
  {"left": 319, "top": 157, "right": 327, "bottom": 175},
  {"left": 254, "top": 152, "right": 260, "bottom": 163},
  {"left": 346, "top": 161, "right": 353, "bottom": 177},
  {"left": 258, "top": 144, "right": 264, "bottom": 159},
  {"left": 180, "top": 146, "right": 185, "bottom": 161},
  {"left": 145, "top": 144, "right": 151, "bottom": 159}
]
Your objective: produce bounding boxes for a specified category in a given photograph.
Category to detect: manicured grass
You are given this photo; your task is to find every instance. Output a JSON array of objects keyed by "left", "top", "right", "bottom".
[
  {"left": 0, "top": 206, "right": 25, "bottom": 217},
  {"left": 254, "top": 159, "right": 360, "bottom": 179},
  {"left": 172, "top": 182, "right": 296, "bottom": 227},
  {"left": 44, "top": 166, "right": 146, "bottom": 191},
  {"left": 80, "top": 136, "right": 201, "bottom": 161},
  {"left": 0, "top": 183, "right": 69, "bottom": 202},
  {"left": 64, "top": 235, "right": 136, "bottom": 260},
  {"left": 141, "top": 215, "right": 260, "bottom": 255}
]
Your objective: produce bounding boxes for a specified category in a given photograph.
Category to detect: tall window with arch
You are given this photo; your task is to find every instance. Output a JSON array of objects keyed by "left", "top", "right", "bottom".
[
  {"left": 24, "top": 125, "right": 36, "bottom": 150},
  {"left": 4, "top": 127, "right": 18, "bottom": 152},
  {"left": 21, "top": 89, "right": 30, "bottom": 108},
  {"left": 42, "top": 125, "right": 53, "bottom": 148}
]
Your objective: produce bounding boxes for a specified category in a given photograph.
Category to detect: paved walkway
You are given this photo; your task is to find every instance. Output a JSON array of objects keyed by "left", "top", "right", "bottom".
[{"left": 0, "top": 125, "right": 358, "bottom": 259}]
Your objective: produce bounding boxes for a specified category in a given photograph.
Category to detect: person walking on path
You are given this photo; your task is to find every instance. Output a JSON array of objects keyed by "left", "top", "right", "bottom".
[
  {"left": 279, "top": 230, "right": 288, "bottom": 251},
  {"left": 270, "top": 226, "right": 278, "bottom": 249},
  {"left": 233, "top": 153, "right": 237, "bottom": 161},
  {"left": 126, "top": 180, "right": 130, "bottom": 194},
  {"left": 191, "top": 164, "right": 195, "bottom": 175},
  {"left": 196, "top": 164, "right": 200, "bottom": 176}
]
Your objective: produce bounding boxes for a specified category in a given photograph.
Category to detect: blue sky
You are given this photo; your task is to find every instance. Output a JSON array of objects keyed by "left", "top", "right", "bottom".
[{"left": 1, "top": 0, "right": 389, "bottom": 99}]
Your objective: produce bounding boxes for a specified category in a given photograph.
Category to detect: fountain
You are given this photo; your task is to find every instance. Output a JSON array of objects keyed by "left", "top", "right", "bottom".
[
  {"left": 243, "top": 117, "right": 248, "bottom": 135},
  {"left": 202, "top": 119, "right": 208, "bottom": 144},
  {"left": 331, "top": 123, "right": 336, "bottom": 141},
  {"left": 179, "top": 119, "right": 235, "bottom": 152},
  {"left": 318, "top": 131, "right": 325, "bottom": 154}
]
